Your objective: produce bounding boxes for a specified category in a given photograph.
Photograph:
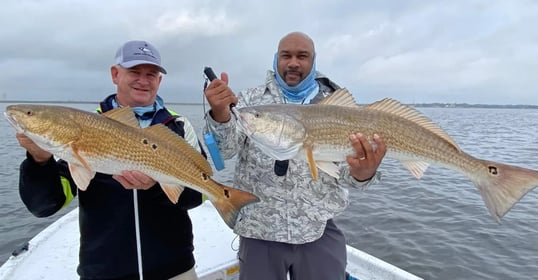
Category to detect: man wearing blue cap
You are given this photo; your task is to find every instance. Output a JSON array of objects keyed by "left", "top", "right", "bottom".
[{"left": 15, "top": 40, "right": 203, "bottom": 280}]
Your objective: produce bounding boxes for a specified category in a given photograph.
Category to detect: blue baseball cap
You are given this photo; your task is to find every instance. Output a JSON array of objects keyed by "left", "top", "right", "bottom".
[{"left": 115, "top": 40, "right": 167, "bottom": 74}]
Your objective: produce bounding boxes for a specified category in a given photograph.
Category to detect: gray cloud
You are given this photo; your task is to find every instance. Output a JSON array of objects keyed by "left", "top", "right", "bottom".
[{"left": 1, "top": 0, "right": 537, "bottom": 104}]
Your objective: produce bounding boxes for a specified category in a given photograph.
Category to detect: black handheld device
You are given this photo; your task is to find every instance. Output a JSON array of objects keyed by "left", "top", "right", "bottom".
[
  {"left": 204, "top": 67, "right": 218, "bottom": 81},
  {"left": 204, "top": 67, "right": 237, "bottom": 110},
  {"left": 203, "top": 66, "right": 225, "bottom": 171}
]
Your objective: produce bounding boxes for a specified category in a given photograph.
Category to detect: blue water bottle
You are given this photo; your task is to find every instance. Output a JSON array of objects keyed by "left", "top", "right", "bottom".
[
  {"left": 203, "top": 67, "right": 226, "bottom": 171},
  {"left": 204, "top": 132, "right": 225, "bottom": 171}
]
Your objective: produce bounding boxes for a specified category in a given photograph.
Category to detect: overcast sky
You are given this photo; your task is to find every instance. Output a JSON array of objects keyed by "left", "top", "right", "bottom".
[{"left": 1, "top": 0, "right": 537, "bottom": 105}]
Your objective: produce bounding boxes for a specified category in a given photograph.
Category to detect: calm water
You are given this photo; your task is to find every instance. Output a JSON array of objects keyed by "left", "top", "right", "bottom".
[{"left": 1, "top": 103, "right": 537, "bottom": 280}]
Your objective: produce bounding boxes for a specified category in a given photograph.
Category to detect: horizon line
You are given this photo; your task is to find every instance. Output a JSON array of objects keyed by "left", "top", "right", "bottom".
[{"left": 1, "top": 100, "right": 538, "bottom": 108}]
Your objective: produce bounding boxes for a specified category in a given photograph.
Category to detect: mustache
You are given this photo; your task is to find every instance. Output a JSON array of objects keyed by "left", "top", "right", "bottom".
[{"left": 284, "top": 69, "right": 302, "bottom": 76}]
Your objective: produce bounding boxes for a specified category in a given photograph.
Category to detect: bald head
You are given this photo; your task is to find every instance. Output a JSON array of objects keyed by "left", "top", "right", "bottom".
[
  {"left": 275, "top": 32, "right": 316, "bottom": 86},
  {"left": 277, "top": 32, "right": 315, "bottom": 54}
]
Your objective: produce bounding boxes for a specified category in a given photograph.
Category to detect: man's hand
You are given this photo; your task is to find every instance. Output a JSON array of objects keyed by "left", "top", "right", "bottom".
[
  {"left": 204, "top": 72, "right": 238, "bottom": 123},
  {"left": 16, "top": 133, "right": 52, "bottom": 164},
  {"left": 113, "top": 170, "right": 156, "bottom": 190},
  {"left": 346, "top": 133, "right": 386, "bottom": 181}
]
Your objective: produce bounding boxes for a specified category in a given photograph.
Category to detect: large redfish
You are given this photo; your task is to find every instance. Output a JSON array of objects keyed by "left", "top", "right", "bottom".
[
  {"left": 5, "top": 104, "right": 259, "bottom": 228},
  {"left": 236, "top": 89, "right": 537, "bottom": 222}
]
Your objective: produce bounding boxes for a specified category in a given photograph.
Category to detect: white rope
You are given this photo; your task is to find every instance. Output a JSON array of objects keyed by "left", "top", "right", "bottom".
[{"left": 133, "top": 189, "right": 144, "bottom": 280}]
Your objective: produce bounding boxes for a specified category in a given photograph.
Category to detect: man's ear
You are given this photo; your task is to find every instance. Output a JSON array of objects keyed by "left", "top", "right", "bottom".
[{"left": 110, "top": 65, "right": 119, "bottom": 85}]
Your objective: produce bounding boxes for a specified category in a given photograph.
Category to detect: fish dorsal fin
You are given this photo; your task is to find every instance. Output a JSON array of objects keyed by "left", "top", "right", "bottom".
[
  {"left": 102, "top": 107, "right": 140, "bottom": 128},
  {"left": 144, "top": 124, "right": 213, "bottom": 175},
  {"left": 317, "top": 88, "right": 359, "bottom": 107},
  {"left": 365, "top": 98, "right": 461, "bottom": 151}
]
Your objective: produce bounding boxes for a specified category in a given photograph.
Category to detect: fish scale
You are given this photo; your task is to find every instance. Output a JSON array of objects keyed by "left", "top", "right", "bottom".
[
  {"left": 5, "top": 104, "right": 259, "bottom": 229},
  {"left": 237, "top": 88, "right": 538, "bottom": 222},
  {"left": 274, "top": 104, "right": 464, "bottom": 165}
]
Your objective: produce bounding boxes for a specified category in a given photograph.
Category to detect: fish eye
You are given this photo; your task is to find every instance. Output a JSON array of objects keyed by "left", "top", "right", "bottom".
[
  {"left": 25, "top": 110, "right": 33, "bottom": 116},
  {"left": 254, "top": 113, "right": 260, "bottom": 118}
]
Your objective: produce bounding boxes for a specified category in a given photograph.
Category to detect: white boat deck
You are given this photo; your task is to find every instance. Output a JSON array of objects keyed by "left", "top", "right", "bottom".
[{"left": 0, "top": 201, "right": 422, "bottom": 280}]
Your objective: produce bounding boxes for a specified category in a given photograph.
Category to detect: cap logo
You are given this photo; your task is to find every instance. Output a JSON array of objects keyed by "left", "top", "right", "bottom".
[
  {"left": 134, "top": 44, "right": 156, "bottom": 59},
  {"left": 116, "top": 41, "right": 167, "bottom": 74}
]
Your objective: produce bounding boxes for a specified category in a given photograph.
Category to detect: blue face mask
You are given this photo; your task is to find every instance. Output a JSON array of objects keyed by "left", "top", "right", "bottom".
[
  {"left": 111, "top": 95, "right": 165, "bottom": 120},
  {"left": 273, "top": 53, "right": 319, "bottom": 104}
]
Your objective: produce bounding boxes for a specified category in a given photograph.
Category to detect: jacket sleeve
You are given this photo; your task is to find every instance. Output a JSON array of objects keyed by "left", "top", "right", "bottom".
[
  {"left": 203, "top": 114, "right": 240, "bottom": 160},
  {"left": 19, "top": 153, "right": 76, "bottom": 218},
  {"left": 180, "top": 117, "right": 203, "bottom": 154},
  {"left": 173, "top": 116, "right": 204, "bottom": 210},
  {"left": 338, "top": 167, "right": 382, "bottom": 189},
  {"left": 202, "top": 88, "right": 254, "bottom": 160}
]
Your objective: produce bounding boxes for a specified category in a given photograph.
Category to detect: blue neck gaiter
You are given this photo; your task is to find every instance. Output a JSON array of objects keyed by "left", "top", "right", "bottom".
[
  {"left": 112, "top": 95, "right": 165, "bottom": 121},
  {"left": 273, "top": 53, "right": 319, "bottom": 104}
]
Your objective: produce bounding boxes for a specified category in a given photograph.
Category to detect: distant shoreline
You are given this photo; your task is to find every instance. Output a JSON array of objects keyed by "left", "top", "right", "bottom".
[
  {"left": 0, "top": 100, "right": 203, "bottom": 106},
  {"left": 410, "top": 103, "right": 538, "bottom": 109},
  {"left": 1, "top": 100, "right": 538, "bottom": 109}
]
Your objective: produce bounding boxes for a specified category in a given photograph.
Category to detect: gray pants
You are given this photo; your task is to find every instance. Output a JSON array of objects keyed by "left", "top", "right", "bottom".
[{"left": 238, "top": 219, "right": 347, "bottom": 280}]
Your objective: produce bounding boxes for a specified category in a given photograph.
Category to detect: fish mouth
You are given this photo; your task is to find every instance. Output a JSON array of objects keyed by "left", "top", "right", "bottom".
[
  {"left": 3, "top": 112, "right": 23, "bottom": 133},
  {"left": 230, "top": 106, "right": 240, "bottom": 120}
]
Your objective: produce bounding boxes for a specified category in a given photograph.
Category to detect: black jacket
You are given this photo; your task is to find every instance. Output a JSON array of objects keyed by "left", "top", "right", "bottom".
[{"left": 19, "top": 96, "right": 203, "bottom": 279}]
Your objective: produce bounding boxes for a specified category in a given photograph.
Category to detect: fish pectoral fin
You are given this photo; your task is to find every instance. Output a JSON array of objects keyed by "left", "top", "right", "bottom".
[
  {"left": 306, "top": 147, "right": 319, "bottom": 181},
  {"left": 68, "top": 163, "right": 96, "bottom": 191},
  {"left": 160, "top": 184, "right": 185, "bottom": 204},
  {"left": 315, "top": 161, "right": 340, "bottom": 179},
  {"left": 72, "top": 146, "right": 92, "bottom": 171},
  {"left": 401, "top": 160, "right": 430, "bottom": 179}
]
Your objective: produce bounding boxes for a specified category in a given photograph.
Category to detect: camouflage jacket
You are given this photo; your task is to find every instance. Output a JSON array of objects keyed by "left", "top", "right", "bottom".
[{"left": 204, "top": 70, "right": 380, "bottom": 244}]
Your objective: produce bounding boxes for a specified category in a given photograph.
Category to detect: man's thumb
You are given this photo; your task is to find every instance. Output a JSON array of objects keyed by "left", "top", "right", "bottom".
[{"left": 221, "top": 72, "right": 229, "bottom": 84}]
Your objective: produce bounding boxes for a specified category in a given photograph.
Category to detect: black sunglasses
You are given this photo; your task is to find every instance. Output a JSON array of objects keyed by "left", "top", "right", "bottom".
[{"left": 274, "top": 160, "right": 289, "bottom": 176}]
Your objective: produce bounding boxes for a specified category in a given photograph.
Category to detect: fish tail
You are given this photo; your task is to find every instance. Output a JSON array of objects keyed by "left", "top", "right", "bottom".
[
  {"left": 209, "top": 182, "right": 260, "bottom": 229},
  {"left": 471, "top": 159, "right": 538, "bottom": 223}
]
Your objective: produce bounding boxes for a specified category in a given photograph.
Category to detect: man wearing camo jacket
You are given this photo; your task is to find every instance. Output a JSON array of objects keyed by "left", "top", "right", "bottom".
[{"left": 203, "top": 31, "right": 387, "bottom": 280}]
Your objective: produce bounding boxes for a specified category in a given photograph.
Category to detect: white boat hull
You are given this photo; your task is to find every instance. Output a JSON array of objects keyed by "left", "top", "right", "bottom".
[{"left": 0, "top": 202, "right": 422, "bottom": 280}]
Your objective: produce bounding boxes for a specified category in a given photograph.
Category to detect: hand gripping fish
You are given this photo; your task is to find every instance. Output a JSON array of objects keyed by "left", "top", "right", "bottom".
[
  {"left": 236, "top": 89, "right": 537, "bottom": 222},
  {"left": 5, "top": 105, "right": 259, "bottom": 229}
]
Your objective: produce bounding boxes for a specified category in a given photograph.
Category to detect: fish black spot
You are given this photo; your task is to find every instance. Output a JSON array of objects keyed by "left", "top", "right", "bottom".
[
  {"left": 202, "top": 173, "right": 209, "bottom": 181},
  {"left": 224, "top": 189, "right": 230, "bottom": 198},
  {"left": 488, "top": 166, "right": 498, "bottom": 175},
  {"left": 142, "top": 139, "right": 149, "bottom": 145}
]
